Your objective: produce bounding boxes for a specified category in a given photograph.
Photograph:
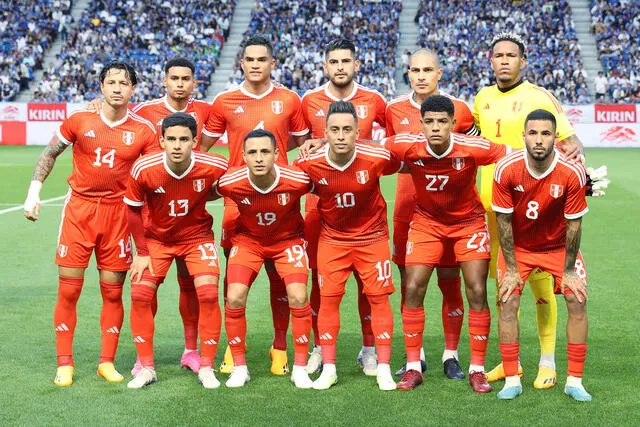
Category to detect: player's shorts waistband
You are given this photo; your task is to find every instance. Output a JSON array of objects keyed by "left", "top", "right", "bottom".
[
  {"left": 70, "top": 189, "right": 125, "bottom": 204},
  {"left": 146, "top": 233, "right": 215, "bottom": 247},
  {"left": 318, "top": 235, "right": 389, "bottom": 247}
]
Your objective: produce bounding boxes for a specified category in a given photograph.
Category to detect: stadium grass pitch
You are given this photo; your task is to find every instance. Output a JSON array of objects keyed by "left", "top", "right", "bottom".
[{"left": 0, "top": 146, "right": 638, "bottom": 425}]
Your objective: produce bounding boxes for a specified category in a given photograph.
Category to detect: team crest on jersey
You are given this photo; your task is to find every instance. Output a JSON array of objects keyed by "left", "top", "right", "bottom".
[
  {"left": 58, "top": 244, "right": 68, "bottom": 258},
  {"left": 549, "top": 184, "right": 564, "bottom": 198},
  {"left": 512, "top": 101, "right": 523, "bottom": 113},
  {"left": 452, "top": 158, "right": 465, "bottom": 170},
  {"left": 277, "top": 192, "right": 290, "bottom": 206},
  {"left": 193, "top": 178, "right": 206, "bottom": 192},
  {"left": 122, "top": 131, "right": 135, "bottom": 146},
  {"left": 355, "top": 105, "right": 368, "bottom": 119},
  {"left": 271, "top": 100, "right": 284, "bottom": 115},
  {"left": 356, "top": 170, "right": 369, "bottom": 184}
]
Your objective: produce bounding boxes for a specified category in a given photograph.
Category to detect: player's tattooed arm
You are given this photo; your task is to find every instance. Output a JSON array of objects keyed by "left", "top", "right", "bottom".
[
  {"left": 32, "top": 140, "right": 68, "bottom": 182},
  {"left": 496, "top": 212, "right": 523, "bottom": 302},
  {"left": 564, "top": 218, "right": 582, "bottom": 272}
]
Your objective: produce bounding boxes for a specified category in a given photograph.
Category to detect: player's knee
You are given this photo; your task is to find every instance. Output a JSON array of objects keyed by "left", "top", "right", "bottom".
[
  {"left": 499, "top": 297, "right": 520, "bottom": 320},
  {"left": 195, "top": 284, "right": 219, "bottom": 304},
  {"left": 226, "top": 285, "right": 248, "bottom": 308},
  {"left": 99, "top": 281, "right": 122, "bottom": 302},
  {"left": 58, "top": 276, "right": 84, "bottom": 302},
  {"left": 131, "top": 284, "right": 156, "bottom": 303},
  {"left": 366, "top": 293, "right": 389, "bottom": 307},
  {"left": 177, "top": 275, "right": 195, "bottom": 292},
  {"left": 287, "top": 292, "right": 307, "bottom": 307},
  {"left": 565, "top": 295, "right": 587, "bottom": 317}
]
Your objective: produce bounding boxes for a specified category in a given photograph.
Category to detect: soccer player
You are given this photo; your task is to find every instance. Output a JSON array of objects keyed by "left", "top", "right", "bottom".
[
  {"left": 473, "top": 32, "right": 584, "bottom": 388},
  {"left": 201, "top": 36, "right": 309, "bottom": 375},
  {"left": 23, "top": 61, "right": 157, "bottom": 386},
  {"left": 386, "top": 48, "right": 478, "bottom": 379},
  {"left": 295, "top": 101, "right": 400, "bottom": 391},
  {"left": 215, "top": 129, "right": 314, "bottom": 389},
  {"left": 124, "top": 113, "right": 227, "bottom": 389},
  {"left": 385, "top": 95, "right": 507, "bottom": 393},
  {"left": 300, "top": 38, "right": 387, "bottom": 375},
  {"left": 492, "top": 109, "right": 590, "bottom": 401}
]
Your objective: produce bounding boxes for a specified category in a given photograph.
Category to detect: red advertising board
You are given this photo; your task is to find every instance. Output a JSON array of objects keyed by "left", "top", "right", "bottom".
[{"left": 595, "top": 104, "right": 636, "bottom": 123}]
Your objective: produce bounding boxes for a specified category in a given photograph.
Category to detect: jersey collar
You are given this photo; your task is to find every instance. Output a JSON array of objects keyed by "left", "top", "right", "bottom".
[
  {"left": 248, "top": 164, "right": 280, "bottom": 194},
  {"left": 100, "top": 110, "right": 128, "bottom": 128},
  {"left": 524, "top": 148, "right": 559, "bottom": 180},
  {"left": 324, "top": 82, "right": 358, "bottom": 101},
  {"left": 497, "top": 78, "right": 526, "bottom": 93},
  {"left": 239, "top": 81, "right": 274, "bottom": 99},
  {"left": 426, "top": 133, "right": 454, "bottom": 159},
  {"left": 163, "top": 152, "right": 196, "bottom": 179},
  {"left": 325, "top": 144, "right": 357, "bottom": 171},
  {"left": 163, "top": 95, "right": 190, "bottom": 113}
]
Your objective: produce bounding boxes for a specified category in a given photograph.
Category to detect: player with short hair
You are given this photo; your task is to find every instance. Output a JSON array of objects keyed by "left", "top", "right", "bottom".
[
  {"left": 295, "top": 101, "right": 401, "bottom": 391},
  {"left": 385, "top": 95, "right": 508, "bottom": 393},
  {"left": 201, "top": 35, "right": 310, "bottom": 376},
  {"left": 124, "top": 112, "right": 227, "bottom": 389},
  {"left": 214, "top": 129, "right": 314, "bottom": 389},
  {"left": 386, "top": 48, "right": 479, "bottom": 379},
  {"left": 300, "top": 37, "right": 387, "bottom": 375},
  {"left": 473, "top": 32, "right": 584, "bottom": 387},
  {"left": 23, "top": 61, "right": 157, "bottom": 386},
  {"left": 492, "top": 109, "right": 591, "bottom": 401}
]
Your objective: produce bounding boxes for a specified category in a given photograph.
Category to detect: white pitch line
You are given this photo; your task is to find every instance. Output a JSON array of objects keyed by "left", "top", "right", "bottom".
[{"left": 0, "top": 195, "right": 67, "bottom": 215}]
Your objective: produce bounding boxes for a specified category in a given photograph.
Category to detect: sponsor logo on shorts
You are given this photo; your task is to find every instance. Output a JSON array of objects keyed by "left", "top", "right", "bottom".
[
  {"left": 122, "top": 131, "right": 135, "bottom": 146},
  {"left": 277, "top": 192, "right": 290, "bottom": 206},
  {"left": 272, "top": 100, "right": 284, "bottom": 115},
  {"left": 58, "top": 244, "right": 68, "bottom": 258},
  {"left": 549, "top": 184, "right": 564, "bottom": 198},
  {"left": 356, "top": 170, "right": 369, "bottom": 184},
  {"left": 193, "top": 178, "right": 206, "bottom": 192}
]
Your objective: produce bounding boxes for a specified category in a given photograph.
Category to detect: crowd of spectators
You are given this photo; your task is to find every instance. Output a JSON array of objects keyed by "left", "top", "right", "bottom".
[
  {"left": 591, "top": 0, "right": 640, "bottom": 103},
  {"left": 0, "top": 1, "right": 71, "bottom": 101},
  {"left": 416, "top": 0, "right": 592, "bottom": 104},
  {"left": 230, "top": 0, "right": 402, "bottom": 98},
  {"left": 30, "top": 0, "right": 236, "bottom": 103}
]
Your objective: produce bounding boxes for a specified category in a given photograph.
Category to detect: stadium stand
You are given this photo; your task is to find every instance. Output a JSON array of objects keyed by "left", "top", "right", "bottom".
[
  {"left": 232, "top": 0, "right": 402, "bottom": 98},
  {"left": 591, "top": 0, "right": 640, "bottom": 103},
  {"left": 415, "top": 0, "right": 592, "bottom": 104},
  {"left": 29, "top": 0, "right": 236, "bottom": 103},
  {"left": 0, "top": 0, "right": 71, "bottom": 101}
]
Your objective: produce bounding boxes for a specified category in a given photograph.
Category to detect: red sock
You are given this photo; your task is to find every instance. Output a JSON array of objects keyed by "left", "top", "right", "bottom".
[
  {"left": 290, "top": 304, "right": 312, "bottom": 366},
  {"left": 310, "top": 270, "right": 321, "bottom": 346},
  {"left": 99, "top": 281, "right": 123, "bottom": 363},
  {"left": 500, "top": 342, "right": 520, "bottom": 377},
  {"left": 54, "top": 277, "right": 84, "bottom": 367},
  {"left": 130, "top": 285, "right": 157, "bottom": 368},
  {"left": 438, "top": 277, "right": 464, "bottom": 351},
  {"left": 368, "top": 294, "right": 393, "bottom": 364},
  {"left": 468, "top": 309, "right": 491, "bottom": 367},
  {"left": 567, "top": 342, "right": 587, "bottom": 378},
  {"left": 356, "top": 275, "right": 374, "bottom": 347},
  {"left": 195, "top": 284, "right": 220, "bottom": 368},
  {"left": 268, "top": 271, "right": 289, "bottom": 350},
  {"left": 225, "top": 304, "right": 247, "bottom": 366},
  {"left": 151, "top": 294, "right": 158, "bottom": 317},
  {"left": 318, "top": 295, "right": 342, "bottom": 364},
  {"left": 178, "top": 275, "right": 199, "bottom": 350},
  {"left": 401, "top": 306, "right": 425, "bottom": 364}
]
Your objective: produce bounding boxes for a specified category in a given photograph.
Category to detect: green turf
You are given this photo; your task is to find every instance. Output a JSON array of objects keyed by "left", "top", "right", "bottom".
[{"left": 0, "top": 146, "right": 638, "bottom": 426}]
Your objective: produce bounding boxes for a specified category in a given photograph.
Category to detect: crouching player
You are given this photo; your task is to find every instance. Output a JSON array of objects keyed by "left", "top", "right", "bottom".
[
  {"left": 214, "top": 129, "right": 314, "bottom": 389},
  {"left": 493, "top": 109, "right": 591, "bottom": 401},
  {"left": 296, "top": 101, "right": 401, "bottom": 391},
  {"left": 124, "top": 113, "right": 228, "bottom": 389}
]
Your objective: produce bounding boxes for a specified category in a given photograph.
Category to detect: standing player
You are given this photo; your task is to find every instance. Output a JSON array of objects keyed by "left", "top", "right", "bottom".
[
  {"left": 473, "top": 32, "right": 584, "bottom": 387},
  {"left": 386, "top": 48, "right": 478, "bottom": 379},
  {"left": 129, "top": 58, "right": 212, "bottom": 374},
  {"left": 296, "top": 101, "right": 400, "bottom": 391},
  {"left": 124, "top": 113, "right": 227, "bottom": 389},
  {"left": 300, "top": 38, "right": 387, "bottom": 375},
  {"left": 215, "top": 129, "right": 313, "bottom": 389},
  {"left": 385, "top": 95, "right": 507, "bottom": 393},
  {"left": 23, "top": 62, "right": 157, "bottom": 386},
  {"left": 201, "top": 36, "right": 309, "bottom": 375},
  {"left": 492, "top": 109, "right": 590, "bottom": 401}
]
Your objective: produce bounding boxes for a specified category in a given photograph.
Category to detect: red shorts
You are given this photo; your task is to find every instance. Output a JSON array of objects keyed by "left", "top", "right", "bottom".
[
  {"left": 56, "top": 191, "right": 132, "bottom": 271},
  {"left": 145, "top": 237, "right": 220, "bottom": 284},
  {"left": 317, "top": 239, "right": 395, "bottom": 297},
  {"left": 405, "top": 218, "right": 491, "bottom": 266},
  {"left": 227, "top": 236, "right": 309, "bottom": 286},
  {"left": 220, "top": 203, "right": 240, "bottom": 249},
  {"left": 393, "top": 219, "right": 457, "bottom": 267},
  {"left": 304, "top": 207, "right": 321, "bottom": 270},
  {"left": 497, "top": 248, "right": 587, "bottom": 295}
]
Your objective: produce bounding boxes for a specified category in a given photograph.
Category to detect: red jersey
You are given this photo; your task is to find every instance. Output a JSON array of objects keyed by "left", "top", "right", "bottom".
[
  {"left": 203, "top": 82, "right": 309, "bottom": 166},
  {"left": 57, "top": 110, "right": 157, "bottom": 200},
  {"left": 301, "top": 82, "right": 386, "bottom": 140},
  {"left": 215, "top": 165, "right": 312, "bottom": 244},
  {"left": 384, "top": 133, "right": 507, "bottom": 225},
  {"left": 131, "top": 96, "right": 211, "bottom": 151},
  {"left": 385, "top": 91, "right": 478, "bottom": 221},
  {"left": 123, "top": 151, "right": 228, "bottom": 243},
  {"left": 295, "top": 142, "right": 402, "bottom": 245},
  {"left": 492, "top": 149, "right": 588, "bottom": 252}
]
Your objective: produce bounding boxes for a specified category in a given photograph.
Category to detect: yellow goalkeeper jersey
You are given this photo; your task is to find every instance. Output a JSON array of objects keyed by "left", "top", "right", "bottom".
[{"left": 472, "top": 80, "right": 575, "bottom": 148}]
